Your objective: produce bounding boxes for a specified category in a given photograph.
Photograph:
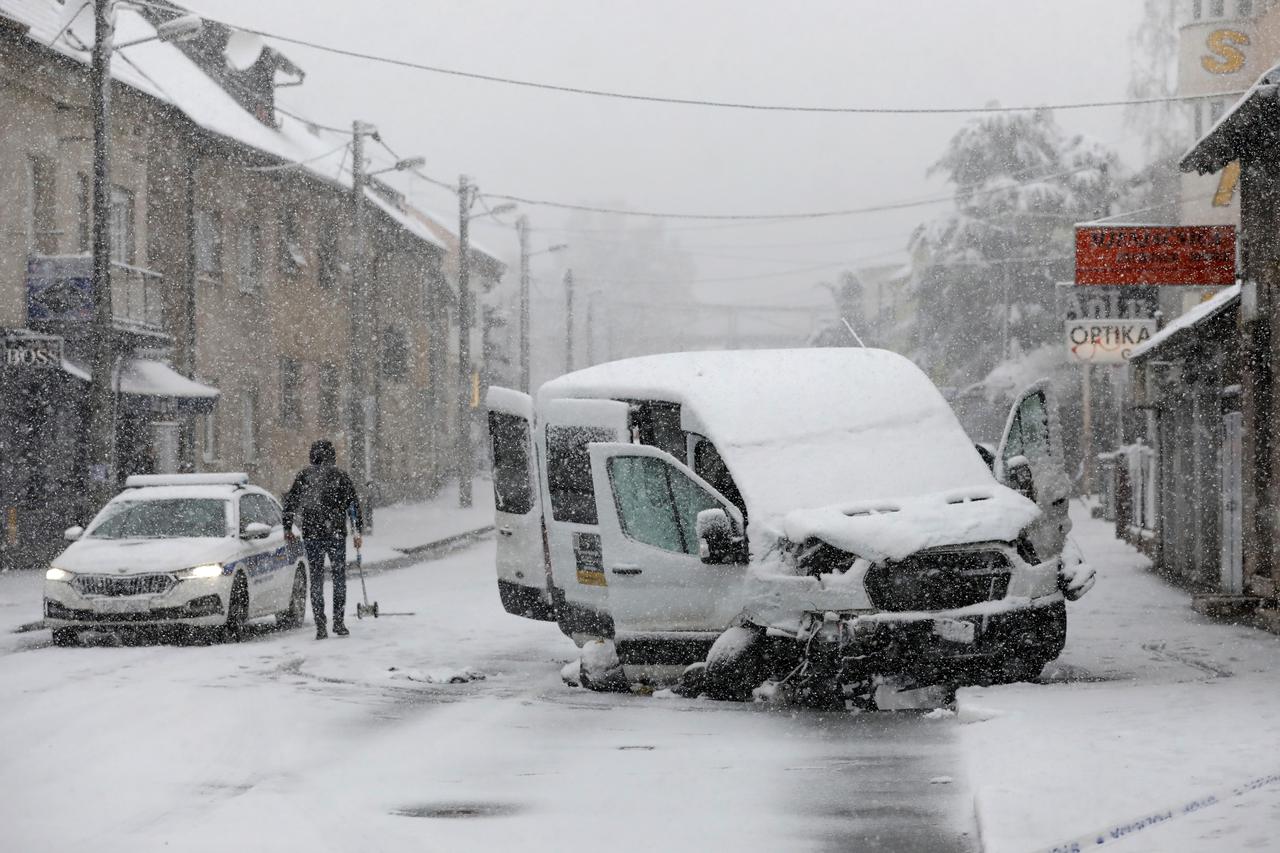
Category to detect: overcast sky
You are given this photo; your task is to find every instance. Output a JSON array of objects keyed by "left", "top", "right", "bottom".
[{"left": 192, "top": 0, "right": 1150, "bottom": 308}]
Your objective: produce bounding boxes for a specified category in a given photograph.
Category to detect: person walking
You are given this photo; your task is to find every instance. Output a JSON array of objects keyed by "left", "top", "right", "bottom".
[{"left": 282, "top": 439, "right": 364, "bottom": 639}]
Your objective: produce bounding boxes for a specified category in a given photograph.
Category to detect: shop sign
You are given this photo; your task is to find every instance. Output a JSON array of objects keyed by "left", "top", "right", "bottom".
[
  {"left": 26, "top": 255, "right": 93, "bottom": 324},
  {"left": 1075, "top": 226, "right": 1236, "bottom": 286},
  {"left": 4, "top": 333, "right": 63, "bottom": 368},
  {"left": 1065, "top": 320, "right": 1157, "bottom": 364}
]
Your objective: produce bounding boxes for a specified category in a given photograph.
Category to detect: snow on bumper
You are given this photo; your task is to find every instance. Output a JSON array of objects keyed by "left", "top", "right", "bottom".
[{"left": 43, "top": 575, "right": 229, "bottom": 628}]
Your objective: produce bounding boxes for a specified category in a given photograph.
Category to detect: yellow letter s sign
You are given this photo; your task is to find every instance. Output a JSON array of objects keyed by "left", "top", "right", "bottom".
[{"left": 1202, "top": 29, "right": 1250, "bottom": 75}]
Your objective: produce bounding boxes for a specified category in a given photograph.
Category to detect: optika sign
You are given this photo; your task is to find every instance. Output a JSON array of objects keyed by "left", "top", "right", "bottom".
[
  {"left": 1065, "top": 320, "right": 1156, "bottom": 364},
  {"left": 4, "top": 336, "right": 63, "bottom": 368}
]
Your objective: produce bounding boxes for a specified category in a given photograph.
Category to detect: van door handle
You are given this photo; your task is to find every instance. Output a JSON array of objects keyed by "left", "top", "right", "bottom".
[
  {"left": 498, "top": 527, "right": 514, "bottom": 537},
  {"left": 611, "top": 565, "right": 642, "bottom": 576}
]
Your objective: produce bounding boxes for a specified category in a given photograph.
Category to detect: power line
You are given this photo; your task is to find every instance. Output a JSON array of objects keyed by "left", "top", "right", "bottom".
[
  {"left": 155, "top": 6, "right": 1247, "bottom": 116},
  {"left": 245, "top": 141, "right": 349, "bottom": 171}
]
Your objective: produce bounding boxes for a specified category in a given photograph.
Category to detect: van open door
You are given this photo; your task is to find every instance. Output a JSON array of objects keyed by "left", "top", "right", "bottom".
[
  {"left": 485, "top": 387, "right": 554, "bottom": 621},
  {"left": 538, "top": 397, "right": 631, "bottom": 640},
  {"left": 995, "top": 382, "right": 1071, "bottom": 562},
  {"left": 587, "top": 443, "right": 747, "bottom": 638}
]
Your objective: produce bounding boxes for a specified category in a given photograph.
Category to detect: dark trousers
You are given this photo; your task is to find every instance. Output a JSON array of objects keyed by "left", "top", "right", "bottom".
[{"left": 303, "top": 538, "right": 347, "bottom": 627}]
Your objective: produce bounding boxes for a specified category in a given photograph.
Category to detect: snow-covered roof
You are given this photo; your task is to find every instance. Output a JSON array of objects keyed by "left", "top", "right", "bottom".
[
  {"left": 1129, "top": 283, "right": 1241, "bottom": 361},
  {"left": 0, "top": 0, "right": 445, "bottom": 251},
  {"left": 1182, "top": 63, "right": 1280, "bottom": 175},
  {"left": 539, "top": 348, "right": 1007, "bottom": 531}
]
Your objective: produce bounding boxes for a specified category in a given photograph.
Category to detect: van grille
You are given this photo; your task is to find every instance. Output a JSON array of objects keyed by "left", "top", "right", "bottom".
[
  {"left": 72, "top": 574, "right": 175, "bottom": 597},
  {"left": 864, "top": 549, "right": 1010, "bottom": 612}
]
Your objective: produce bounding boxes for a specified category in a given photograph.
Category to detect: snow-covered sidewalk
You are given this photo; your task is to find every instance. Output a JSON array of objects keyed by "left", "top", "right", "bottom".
[
  {"left": 350, "top": 478, "right": 495, "bottom": 567},
  {"left": 958, "top": 501, "right": 1280, "bottom": 853}
]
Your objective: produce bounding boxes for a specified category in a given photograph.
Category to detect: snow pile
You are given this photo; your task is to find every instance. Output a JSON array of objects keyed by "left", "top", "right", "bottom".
[{"left": 387, "top": 666, "right": 486, "bottom": 684}]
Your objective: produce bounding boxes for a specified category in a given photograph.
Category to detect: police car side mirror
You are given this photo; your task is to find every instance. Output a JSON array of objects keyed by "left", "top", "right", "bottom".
[
  {"left": 696, "top": 508, "right": 743, "bottom": 565},
  {"left": 242, "top": 522, "right": 272, "bottom": 540},
  {"left": 64, "top": 526, "right": 84, "bottom": 542}
]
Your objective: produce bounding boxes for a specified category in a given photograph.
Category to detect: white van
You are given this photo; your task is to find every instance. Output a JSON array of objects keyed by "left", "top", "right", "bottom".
[{"left": 485, "top": 348, "right": 1094, "bottom": 700}]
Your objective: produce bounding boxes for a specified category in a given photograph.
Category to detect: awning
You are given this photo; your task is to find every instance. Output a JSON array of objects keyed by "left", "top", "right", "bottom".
[{"left": 62, "top": 358, "right": 220, "bottom": 413}]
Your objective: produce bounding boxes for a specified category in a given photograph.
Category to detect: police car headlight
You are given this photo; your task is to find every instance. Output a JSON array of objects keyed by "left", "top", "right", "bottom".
[
  {"left": 176, "top": 564, "right": 224, "bottom": 580},
  {"left": 45, "top": 567, "right": 73, "bottom": 582}
]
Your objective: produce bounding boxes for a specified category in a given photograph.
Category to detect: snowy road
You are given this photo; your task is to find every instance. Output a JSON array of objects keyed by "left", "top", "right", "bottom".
[{"left": 0, "top": 541, "right": 976, "bottom": 853}]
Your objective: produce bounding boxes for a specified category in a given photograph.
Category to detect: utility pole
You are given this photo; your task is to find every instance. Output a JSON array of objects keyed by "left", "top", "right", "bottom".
[
  {"left": 349, "top": 120, "right": 375, "bottom": 524},
  {"left": 457, "top": 175, "right": 474, "bottom": 508},
  {"left": 564, "top": 268, "right": 575, "bottom": 374},
  {"left": 516, "top": 215, "right": 531, "bottom": 393},
  {"left": 86, "top": 0, "right": 116, "bottom": 507}
]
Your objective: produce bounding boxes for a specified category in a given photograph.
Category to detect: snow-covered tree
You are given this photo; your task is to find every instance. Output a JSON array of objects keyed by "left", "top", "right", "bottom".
[{"left": 907, "top": 109, "right": 1120, "bottom": 386}]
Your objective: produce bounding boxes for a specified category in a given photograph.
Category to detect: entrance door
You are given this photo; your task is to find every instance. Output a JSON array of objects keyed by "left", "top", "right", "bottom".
[
  {"left": 588, "top": 443, "right": 746, "bottom": 634},
  {"left": 995, "top": 383, "right": 1071, "bottom": 562},
  {"left": 1220, "top": 411, "right": 1243, "bottom": 595},
  {"left": 485, "top": 387, "right": 553, "bottom": 620},
  {"left": 538, "top": 398, "right": 631, "bottom": 637}
]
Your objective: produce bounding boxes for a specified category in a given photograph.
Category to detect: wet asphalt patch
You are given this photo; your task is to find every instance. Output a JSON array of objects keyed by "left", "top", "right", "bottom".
[{"left": 392, "top": 801, "right": 524, "bottom": 819}]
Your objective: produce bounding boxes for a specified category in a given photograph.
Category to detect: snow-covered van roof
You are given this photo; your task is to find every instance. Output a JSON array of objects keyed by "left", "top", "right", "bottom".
[{"left": 538, "top": 349, "right": 1013, "bottom": 542}]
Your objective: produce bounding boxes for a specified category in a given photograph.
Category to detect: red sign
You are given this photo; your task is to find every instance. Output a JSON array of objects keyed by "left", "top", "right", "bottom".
[{"left": 1075, "top": 225, "right": 1236, "bottom": 286}]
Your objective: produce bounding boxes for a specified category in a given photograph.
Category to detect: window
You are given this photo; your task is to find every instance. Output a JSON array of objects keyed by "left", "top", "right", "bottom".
[
  {"left": 1209, "top": 98, "right": 1227, "bottom": 125},
  {"left": 1192, "top": 0, "right": 1203, "bottom": 18},
  {"left": 239, "top": 493, "right": 281, "bottom": 533},
  {"left": 29, "top": 156, "right": 56, "bottom": 255},
  {"left": 195, "top": 208, "right": 222, "bottom": 277},
  {"left": 692, "top": 438, "right": 747, "bottom": 522},
  {"left": 109, "top": 185, "right": 134, "bottom": 264},
  {"left": 279, "top": 208, "right": 306, "bottom": 274},
  {"left": 489, "top": 412, "right": 534, "bottom": 515},
  {"left": 280, "top": 357, "right": 301, "bottom": 427},
  {"left": 1210, "top": 0, "right": 1225, "bottom": 16},
  {"left": 1194, "top": 101, "right": 1204, "bottom": 139},
  {"left": 608, "top": 455, "right": 723, "bottom": 555},
  {"left": 317, "top": 227, "right": 339, "bottom": 288},
  {"left": 382, "top": 327, "right": 408, "bottom": 381},
  {"left": 318, "top": 362, "right": 341, "bottom": 430},
  {"left": 237, "top": 221, "right": 262, "bottom": 294},
  {"left": 1239, "top": 0, "right": 1253, "bottom": 17},
  {"left": 242, "top": 387, "right": 259, "bottom": 462},
  {"left": 546, "top": 425, "right": 613, "bottom": 524},
  {"left": 202, "top": 409, "right": 219, "bottom": 463},
  {"left": 77, "top": 173, "right": 90, "bottom": 253}
]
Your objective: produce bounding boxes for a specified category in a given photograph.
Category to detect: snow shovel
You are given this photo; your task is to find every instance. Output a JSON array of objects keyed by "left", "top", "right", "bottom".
[{"left": 351, "top": 507, "right": 378, "bottom": 619}]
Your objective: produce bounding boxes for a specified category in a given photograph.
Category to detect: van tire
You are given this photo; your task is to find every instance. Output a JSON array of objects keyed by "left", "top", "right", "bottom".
[{"left": 703, "top": 625, "right": 766, "bottom": 701}]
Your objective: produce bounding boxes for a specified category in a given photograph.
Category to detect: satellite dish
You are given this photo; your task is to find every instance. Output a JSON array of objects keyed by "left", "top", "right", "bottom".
[{"left": 224, "top": 30, "right": 265, "bottom": 71}]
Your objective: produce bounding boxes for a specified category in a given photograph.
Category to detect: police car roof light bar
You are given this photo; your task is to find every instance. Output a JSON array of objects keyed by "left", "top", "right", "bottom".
[{"left": 125, "top": 473, "right": 250, "bottom": 488}]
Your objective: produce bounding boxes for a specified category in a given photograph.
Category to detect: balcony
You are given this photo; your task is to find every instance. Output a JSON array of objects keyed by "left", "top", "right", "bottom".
[{"left": 26, "top": 255, "right": 169, "bottom": 342}]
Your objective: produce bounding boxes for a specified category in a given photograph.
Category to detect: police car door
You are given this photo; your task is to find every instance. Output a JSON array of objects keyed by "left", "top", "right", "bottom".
[
  {"left": 588, "top": 443, "right": 746, "bottom": 634},
  {"left": 538, "top": 398, "right": 630, "bottom": 638},
  {"left": 485, "top": 387, "right": 553, "bottom": 621},
  {"left": 995, "top": 382, "right": 1071, "bottom": 562},
  {"left": 236, "top": 493, "right": 290, "bottom": 615}
]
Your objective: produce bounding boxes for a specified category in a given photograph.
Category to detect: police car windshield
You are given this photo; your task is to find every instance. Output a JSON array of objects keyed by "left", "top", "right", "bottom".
[{"left": 89, "top": 499, "right": 229, "bottom": 539}]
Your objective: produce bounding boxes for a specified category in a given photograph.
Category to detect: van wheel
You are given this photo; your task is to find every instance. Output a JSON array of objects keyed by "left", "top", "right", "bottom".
[
  {"left": 579, "top": 639, "right": 629, "bottom": 693},
  {"left": 51, "top": 628, "right": 79, "bottom": 647},
  {"left": 276, "top": 565, "right": 307, "bottom": 629},
  {"left": 703, "top": 625, "right": 767, "bottom": 701},
  {"left": 222, "top": 575, "right": 249, "bottom": 643}
]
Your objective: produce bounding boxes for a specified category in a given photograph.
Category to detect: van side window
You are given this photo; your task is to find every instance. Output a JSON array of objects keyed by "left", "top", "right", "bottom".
[
  {"left": 628, "top": 401, "right": 685, "bottom": 459},
  {"left": 608, "top": 455, "right": 726, "bottom": 555},
  {"left": 692, "top": 438, "right": 748, "bottom": 524},
  {"left": 547, "top": 425, "right": 613, "bottom": 524},
  {"left": 489, "top": 412, "right": 534, "bottom": 515}
]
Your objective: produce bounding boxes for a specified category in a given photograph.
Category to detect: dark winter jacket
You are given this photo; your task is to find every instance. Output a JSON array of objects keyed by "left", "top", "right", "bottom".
[{"left": 282, "top": 440, "right": 364, "bottom": 540}]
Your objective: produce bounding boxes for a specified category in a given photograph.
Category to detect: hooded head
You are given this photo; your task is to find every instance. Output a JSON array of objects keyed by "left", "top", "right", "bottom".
[{"left": 309, "top": 439, "right": 337, "bottom": 466}]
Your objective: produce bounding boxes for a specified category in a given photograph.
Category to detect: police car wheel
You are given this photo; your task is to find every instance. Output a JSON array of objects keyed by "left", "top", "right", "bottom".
[
  {"left": 276, "top": 565, "right": 307, "bottom": 629},
  {"left": 223, "top": 575, "right": 249, "bottom": 643},
  {"left": 51, "top": 628, "right": 79, "bottom": 647}
]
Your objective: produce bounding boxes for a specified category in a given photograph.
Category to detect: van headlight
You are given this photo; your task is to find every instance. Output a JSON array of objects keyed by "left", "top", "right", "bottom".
[
  {"left": 176, "top": 563, "right": 224, "bottom": 580},
  {"left": 46, "top": 567, "right": 73, "bottom": 582}
]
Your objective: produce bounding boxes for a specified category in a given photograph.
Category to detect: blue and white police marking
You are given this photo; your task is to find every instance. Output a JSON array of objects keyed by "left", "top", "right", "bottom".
[{"left": 1032, "top": 770, "right": 1280, "bottom": 853}]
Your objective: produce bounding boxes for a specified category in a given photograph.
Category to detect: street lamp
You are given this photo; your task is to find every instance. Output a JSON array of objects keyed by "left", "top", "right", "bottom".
[
  {"left": 515, "top": 215, "right": 567, "bottom": 392},
  {"left": 86, "top": 1, "right": 203, "bottom": 507}
]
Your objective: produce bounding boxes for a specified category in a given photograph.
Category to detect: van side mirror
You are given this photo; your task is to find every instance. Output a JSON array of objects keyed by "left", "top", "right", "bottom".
[
  {"left": 696, "top": 508, "right": 744, "bottom": 565},
  {"left": 64, "top": 526, "right": 84, "bottom": 542},
  {"left": 1004, "top": 455, "right": 1036, "bottom": 502},
  {"left": 242, "top": 522, "right": 272, "bottom": 540}
]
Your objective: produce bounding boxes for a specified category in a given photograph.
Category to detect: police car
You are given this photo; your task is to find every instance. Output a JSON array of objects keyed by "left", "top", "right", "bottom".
[{"left": 43, "top": 473, "right": 308, "bottom": 646}]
